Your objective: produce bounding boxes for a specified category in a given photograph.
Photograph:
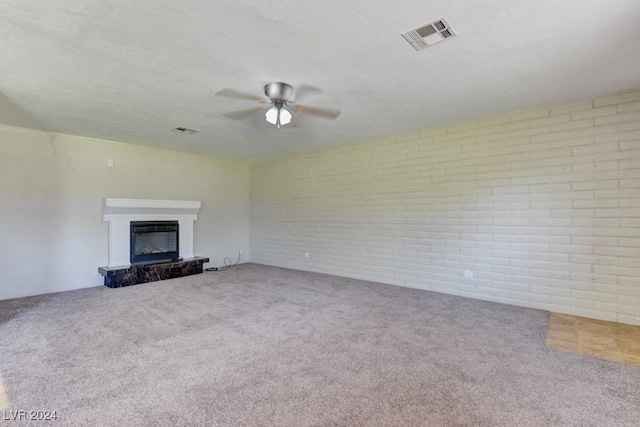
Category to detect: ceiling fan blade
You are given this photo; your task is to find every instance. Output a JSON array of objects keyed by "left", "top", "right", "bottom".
[
  {"left": 223, "top": 107, "right": 265, "bottom": 121},
  {"left": 215, "top": 88, "right": 268, "bottom": 103},
  {"left": 293, "top": 84, "right": 323, "bottom": 102},
  {"left": 295, "top": 105, "right": 341, "bottom": 120}
]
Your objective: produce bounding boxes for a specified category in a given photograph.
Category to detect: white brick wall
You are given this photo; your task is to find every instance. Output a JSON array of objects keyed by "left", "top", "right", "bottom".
[{"left": 250, "top": 89, "right": 640, "bottom": 325}]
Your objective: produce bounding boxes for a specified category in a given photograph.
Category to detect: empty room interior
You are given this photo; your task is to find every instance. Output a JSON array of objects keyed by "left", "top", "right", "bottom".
[{"left": 2, "top": 1, "right": 640, "bottom": 425}]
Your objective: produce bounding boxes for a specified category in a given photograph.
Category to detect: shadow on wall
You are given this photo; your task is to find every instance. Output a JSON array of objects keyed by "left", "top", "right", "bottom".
[
  {"left": 0, "top": 91, "right": 66, "bottom": 291},
  {"left": 0, "top": 128, "right": 78, "bottom": 299},
  {"left": 0, "top": 90, "right": 48, "bottom": 131}
]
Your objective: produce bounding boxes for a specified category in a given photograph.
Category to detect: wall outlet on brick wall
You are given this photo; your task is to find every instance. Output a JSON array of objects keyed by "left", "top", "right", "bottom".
[
  {"left": 304, "top": 252, "right": 310, "bottom": 258},
  {"left": 463, "top": 270, "right": 474, "bottom": 279}
]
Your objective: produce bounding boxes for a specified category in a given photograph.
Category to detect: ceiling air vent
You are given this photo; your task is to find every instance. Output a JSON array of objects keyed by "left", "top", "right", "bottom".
[
  {"left": 402, "top": 18, "right": 456, "bottom": 51},
  {"left": 172, "top": 127, "right": 199, "bottom": 135}
]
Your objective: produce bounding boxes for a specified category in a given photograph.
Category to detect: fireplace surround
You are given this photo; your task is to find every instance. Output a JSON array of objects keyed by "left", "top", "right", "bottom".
[
  {"left": 101, "top": 198, "right": 201, "bottom": 267},
  {"left": 99, "top": 198, "right": 208, "bottom": 287}
]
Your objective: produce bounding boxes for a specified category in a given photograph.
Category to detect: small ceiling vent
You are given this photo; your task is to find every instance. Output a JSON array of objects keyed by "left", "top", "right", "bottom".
[
  {"left": 172, "top": 127, "right": 199, "bottom": 135},
  {"left": 402, "top": 18, "right": 456, "bottom": 51}
]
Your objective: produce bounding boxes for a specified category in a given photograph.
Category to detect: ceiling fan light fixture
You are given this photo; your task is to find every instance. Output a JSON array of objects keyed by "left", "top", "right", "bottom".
[
  {"left": 265, "top": 104, "right": 292, "bottom": 128},
  {"left": 265, "top": 106, "right": 278, "bottom": 125},
  {"left": 218, "top": 81, "right": 339, "bottom": 127},
  {"left": 279, "top": 108, "right": 292, "bottom": 125}
]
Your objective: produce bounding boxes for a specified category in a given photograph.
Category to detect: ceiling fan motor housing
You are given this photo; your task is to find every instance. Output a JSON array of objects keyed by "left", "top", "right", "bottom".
[{"left": 264, "top": 82, "right": 294, "bottom": 101}]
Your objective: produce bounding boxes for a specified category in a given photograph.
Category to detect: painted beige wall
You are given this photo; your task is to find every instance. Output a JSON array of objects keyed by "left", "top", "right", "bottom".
[
  {"left": 251, "top": 89, "right": 640, "bottom": 325},
  {"left": 0, "top": 125, "right": 250, "bottom": 300}
]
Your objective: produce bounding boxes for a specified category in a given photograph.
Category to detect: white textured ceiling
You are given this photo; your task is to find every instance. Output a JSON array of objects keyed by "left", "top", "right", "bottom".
[{"left": 1, "top": 0, "right": 639, "bottom": 162}]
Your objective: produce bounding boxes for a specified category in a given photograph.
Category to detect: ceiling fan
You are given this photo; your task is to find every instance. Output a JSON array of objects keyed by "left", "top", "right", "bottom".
[{"left": 215, "top": 82, "right": 341, "bottom": 128}]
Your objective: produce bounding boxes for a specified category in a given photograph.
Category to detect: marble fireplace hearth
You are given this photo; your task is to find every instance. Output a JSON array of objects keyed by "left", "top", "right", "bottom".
[{"left": 99, "top": 257, "right": 209, "bottom": 288}]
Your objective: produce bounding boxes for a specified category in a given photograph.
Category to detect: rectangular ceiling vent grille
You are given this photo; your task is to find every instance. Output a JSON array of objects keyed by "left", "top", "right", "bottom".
[{"left": 402, "top": 17, "right": 456, "bottom": 51}]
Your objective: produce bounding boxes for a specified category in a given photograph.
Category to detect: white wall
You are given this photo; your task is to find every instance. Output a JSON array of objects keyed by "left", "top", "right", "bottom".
[
  {"left": 251, "top": 89, "right": 640, "bottom": 325},
  {"left": 0, "top": 125, "right": 250, "bottom": 300}
]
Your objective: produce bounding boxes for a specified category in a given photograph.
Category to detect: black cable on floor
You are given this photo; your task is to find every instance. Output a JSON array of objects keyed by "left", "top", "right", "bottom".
[{"left": 205, "top": 252, "right": 242, "bottom": 272}]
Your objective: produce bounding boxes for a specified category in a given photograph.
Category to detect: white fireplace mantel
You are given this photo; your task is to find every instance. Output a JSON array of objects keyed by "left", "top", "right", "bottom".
[{"left": 103, "top": 198, "right": 202, "bottom": 267}]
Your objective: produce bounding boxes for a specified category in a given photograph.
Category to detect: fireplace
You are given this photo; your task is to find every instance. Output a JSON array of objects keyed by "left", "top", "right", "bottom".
[
  {"left": 130, "top": 221, "right": 179, "bottom": 265},
  {"left": 100, "top": 198, "right": 208, "bottom": 288},
  {"left": 102, "top": 198, "right": 201, "bottom": 267}
]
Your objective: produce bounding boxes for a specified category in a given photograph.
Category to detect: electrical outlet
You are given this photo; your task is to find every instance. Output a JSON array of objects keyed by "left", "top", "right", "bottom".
[
  {"left": 107, "top": 159, "right": 114, "bottom": 167},
  {"left": 463, "top": 270, "right": 474, "bottom": 279},
  {"left": 304, "top": 252, "right": 310, "bottom": 258},
  {"left": 239, "top": 251, "right": 243, "bottom": 257}
]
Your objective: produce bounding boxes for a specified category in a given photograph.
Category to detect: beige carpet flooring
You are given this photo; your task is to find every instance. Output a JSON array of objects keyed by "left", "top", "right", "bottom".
[{"left": 0, "top": 264, "right": 639, "bottom": 426}]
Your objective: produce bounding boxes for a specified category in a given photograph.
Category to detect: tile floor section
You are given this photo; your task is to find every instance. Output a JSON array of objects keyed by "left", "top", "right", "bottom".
[
  {"left": 546, "top": 313, "right": 640, "bottom": 367},
  {"left": 0, "top": 375, "right": 6, "bottom": 410}
]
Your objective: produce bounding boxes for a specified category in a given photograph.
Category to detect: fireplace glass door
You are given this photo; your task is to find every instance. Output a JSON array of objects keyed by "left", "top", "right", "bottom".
[{"left": 130, "top": 221, "right": 179, "bottom": 264}]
